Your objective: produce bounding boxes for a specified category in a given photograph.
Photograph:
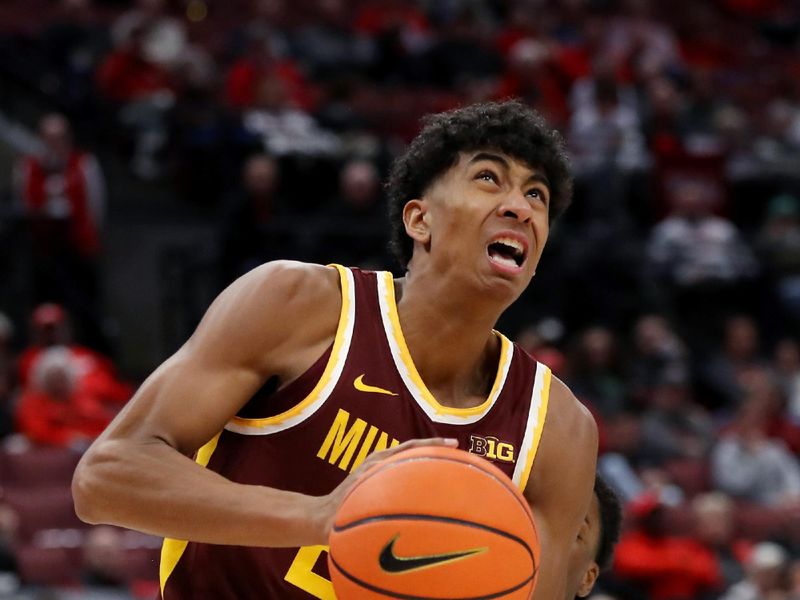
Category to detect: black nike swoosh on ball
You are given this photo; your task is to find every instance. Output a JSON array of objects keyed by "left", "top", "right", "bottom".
[{"left": 378, "top": 536, "right": 487, "bottom": 574}]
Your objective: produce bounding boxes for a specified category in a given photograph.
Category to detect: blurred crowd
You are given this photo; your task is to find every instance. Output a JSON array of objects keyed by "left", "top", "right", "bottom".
[{"left": 1, "top": 0, "right": 800, "bottom": 598}]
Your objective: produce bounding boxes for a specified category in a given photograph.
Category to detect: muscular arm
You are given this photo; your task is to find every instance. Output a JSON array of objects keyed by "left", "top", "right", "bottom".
[
  {"left": 525, "top": 377, "right": 598, "bottom": 600},
  {"left": 72, "top": 261, "right": 343, "bottom": 547}
]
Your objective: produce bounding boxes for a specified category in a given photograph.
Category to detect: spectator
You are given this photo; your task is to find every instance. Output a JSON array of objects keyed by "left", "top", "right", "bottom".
[
  {"left": 290, "top": 0, "right": 376, "bottom": 81},
  {"left": 0, "top": 312, "right": 14, "bottom": 384},
  {"left": 96, "top": 13, "right": 176, "bottom": 180},
  {"left": 711, "top": 383, "right": 800, "bottom": 505},
  {"left": 241, "top": 76, "right": 341, "bottom": 159},
  {"left": 0, "top": 314, "right": 16, "bottom": 441},
  {"left": 721, "top": 542, "right": 791, "bottom": 600},
  {"left": 738, "top": 368, "right": 800, "bottom": 454},
  {"left": 13, "top": 113, "right": 106, "bottom": 338},
  {"left": 568, "top": 326, "right": 627, "bottom": 419},
  {"left": 598, "top": 412, "right": 648, "bottom": 503},
  {"left": 605, "top": 0, "right": 683, "bottom": 81},
  {"left": 639, "top": 372, "right": 714, "bottom": 465},
  {"left": 692, "top": 492, "right": 751, "bottom": 591},
  {"left": 228, "top": 0, "right": 291, "bottom": 62},
  {"left": 647, "top": 178, "right": 759, "bottom": 350},
  {"left": 354, "top": 0, "right": 431, "bottom": 84},
  {"left": 701, "top": 315, "right": 769, "bottom": 409},
  {"left": 17, "top": 304, "right": 130, "bottom": 408},
  {"left": 15, "top": 346, "right": 115, "bottom": 449},
  {"left": 627, "top": 314, "right": 690, "bottom": 407},
  {"left": 613, "top": 493, "right": 722, "bottom": 600},
  {"left": 775, "top": 338, "right": 800, "bottom": 424},
  {"left": 421, "top": 6, "right": 503, "bottom": 90},
  {"left": 218, "top": 154, "right": 289, "bottom": 284},
  {"left": 493, "top": 38, "right": 569, "bottom": 128},
  {"left": 516, "top": 318, "right": 568, "bottom": 377},
  {"left": 566, "top": 59, "right": 648, "bottom": 231},
  {"left": 757, "top": 194, "right": 800, "bottom": 326},
  {"left": 110, "top": 0, "right": 187, "bottom": 71},
  {"left": 567, "top": 58, "right": 648, "bottom": 176},
  {"left": 319, "top": 159, "right": 389, "bottom": 267},
  {"left": 40, "top": 0, "right": 111, "bottom": 119},
  {"left": 224, "top": 32, "right": 314, "bottom": 112}
]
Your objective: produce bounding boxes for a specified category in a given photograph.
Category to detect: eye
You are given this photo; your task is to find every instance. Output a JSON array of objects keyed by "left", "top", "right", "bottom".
[
  {"left": 526, "top": 188, "right": 548, "bottom": 203},
  {"left": 476, "top": 170, "right": 499, "bottom": 184}
]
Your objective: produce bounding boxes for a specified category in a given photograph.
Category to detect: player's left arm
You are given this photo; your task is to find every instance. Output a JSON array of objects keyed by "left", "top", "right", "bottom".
[{"left": 524, "top": 376, "right": 598, "bottom": 600}]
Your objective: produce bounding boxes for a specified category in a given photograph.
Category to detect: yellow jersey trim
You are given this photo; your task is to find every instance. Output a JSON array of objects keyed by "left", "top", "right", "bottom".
[
  {"left": 227, "top": 264, "right": 353, "bottom": 431},
  {"left": 516, "top": 366, "right": 552, "bottom": 491},
  {"left": 379, "top": 271, "right": 512, "bottom": 421},
  {"left": 160, "top": 432, "right": 221, "bottom": 595}
]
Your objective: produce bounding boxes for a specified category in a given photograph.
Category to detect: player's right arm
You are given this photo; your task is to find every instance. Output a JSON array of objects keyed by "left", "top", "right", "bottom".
[{"left": 73, "top": 261, "right": 446, "bottom": 547}]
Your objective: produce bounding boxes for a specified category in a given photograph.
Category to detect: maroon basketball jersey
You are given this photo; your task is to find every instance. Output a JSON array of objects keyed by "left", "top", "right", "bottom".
[{"left": 160, "top": 265, "right": 552, "bottom": 599}]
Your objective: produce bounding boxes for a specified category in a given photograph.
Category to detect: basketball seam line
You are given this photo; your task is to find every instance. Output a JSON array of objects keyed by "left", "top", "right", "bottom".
[
  {"left": 332, "top": 512, "right": 535, "bottom": 564},
  {"left": 340, "top": 455, "right": 537, "bottom": 537},
  {"left": 329, "top": 552, "right": 535, "bottom": 600}
]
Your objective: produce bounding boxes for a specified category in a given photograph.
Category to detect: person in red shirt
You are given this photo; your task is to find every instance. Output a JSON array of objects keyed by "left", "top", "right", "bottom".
[
  {"left": 15, "top": 346, "right": 114, "bottom": 449},
  {"left": 493, "top": 38, "right": 569, "bottom": 129},
  {"left": 18, "top": 304, "right": 131, "bottom": 408},
  {"left": 14, "top": 113, "right": 106, "bottom": 327},
  {"left": 225, "top": 33, "right": 315, "bottom": 112},
  {"left": 614, "top": 493, "right": 723, "bottom": 600},
  {"left": 96, "top": 21, "right": 173, "bottom": 104},
  {"left": 95, "top": 20, "right": 176, "bottom": 180}
]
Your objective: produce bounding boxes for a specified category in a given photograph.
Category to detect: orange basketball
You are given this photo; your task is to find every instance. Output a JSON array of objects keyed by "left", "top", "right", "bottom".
[{"left": 328, "top": 446, "right": 539, "bottom": 599}]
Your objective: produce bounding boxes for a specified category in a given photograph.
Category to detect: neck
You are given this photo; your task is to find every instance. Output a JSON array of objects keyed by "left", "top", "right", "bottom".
[{"left": 393, "top": 268, "right": 507, "bottom": 406}]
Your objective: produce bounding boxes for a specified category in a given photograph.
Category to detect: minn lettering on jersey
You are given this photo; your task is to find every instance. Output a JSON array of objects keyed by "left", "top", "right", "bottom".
[{"left": 317, "top": 408, "right": 400, "bottom": 473}]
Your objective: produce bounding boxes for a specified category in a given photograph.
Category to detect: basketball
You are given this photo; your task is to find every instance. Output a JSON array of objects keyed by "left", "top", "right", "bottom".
[{"left": 328, "top": 446, "right": 539, "bottom": 599}]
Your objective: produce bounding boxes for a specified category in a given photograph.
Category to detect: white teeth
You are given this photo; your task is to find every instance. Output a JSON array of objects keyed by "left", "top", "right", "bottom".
[{"left": 493, "top": 237, "right": 524, "bottom": 257}]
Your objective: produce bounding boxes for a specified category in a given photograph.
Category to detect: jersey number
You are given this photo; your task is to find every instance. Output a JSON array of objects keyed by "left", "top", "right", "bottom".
[{"left": 285, "top": 545, "right": 336, "bottom": 599}]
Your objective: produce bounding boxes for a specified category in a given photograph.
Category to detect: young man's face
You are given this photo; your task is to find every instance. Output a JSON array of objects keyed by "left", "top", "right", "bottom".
[
  {"left": 565, "top": 493, "right": 602, "bottom": 599},
  {"left": 406, "top": 150, "right": 551, "bottom": 301}
]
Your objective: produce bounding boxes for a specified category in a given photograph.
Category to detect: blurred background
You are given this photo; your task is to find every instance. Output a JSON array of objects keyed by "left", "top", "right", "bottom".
[{"left": 0, "top": 0, "right": 799, "bottom": 598}]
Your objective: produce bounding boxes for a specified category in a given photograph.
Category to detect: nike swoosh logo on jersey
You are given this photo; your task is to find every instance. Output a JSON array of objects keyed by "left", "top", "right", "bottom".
[
  {"left": 379, "top": 536, "right": 487, "bottom": 573},
  {"left": 353, "top": 374, "right": 397, "bottom": 396}
]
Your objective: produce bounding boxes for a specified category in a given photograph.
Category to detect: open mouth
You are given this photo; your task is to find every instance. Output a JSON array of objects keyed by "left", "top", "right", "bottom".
[{"left": 487, "top": 237, "right": 527, "bottom": 269}]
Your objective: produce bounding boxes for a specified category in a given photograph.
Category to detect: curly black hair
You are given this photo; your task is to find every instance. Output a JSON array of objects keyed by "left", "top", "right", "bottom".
[
  {"left": 386, "top": 100, "right": 573, "bottom": 269},
  {"left": 594, "top": 474, "right": 622, "bottom": 571}
]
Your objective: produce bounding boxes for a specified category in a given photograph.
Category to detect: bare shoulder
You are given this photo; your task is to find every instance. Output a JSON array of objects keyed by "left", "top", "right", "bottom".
[
  {"left": 185, "top": 261, "right": 342, "bottom": 379},
  {"left": 525, "top": 374, "right": 597, "bottom": 505},
  {"left": 544, "top": 376, "right": 597, "bottom": 450}
]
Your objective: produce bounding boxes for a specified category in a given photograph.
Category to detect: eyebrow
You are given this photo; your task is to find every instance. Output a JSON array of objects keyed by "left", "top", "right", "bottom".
[{"left": 467, "top": 152, "right": 551, "bottom": 191}]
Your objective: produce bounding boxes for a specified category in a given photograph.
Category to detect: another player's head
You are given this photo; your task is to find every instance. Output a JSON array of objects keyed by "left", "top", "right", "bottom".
[
  {"left": 566, "top": 474, "right": 623, "bottom": 600},
  {"left": 386, "top": 100, "right": 572, "bottom": 292}
]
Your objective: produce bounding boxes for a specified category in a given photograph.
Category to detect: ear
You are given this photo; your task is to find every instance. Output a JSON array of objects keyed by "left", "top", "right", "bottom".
[
  {"left": 576, "top": 563, "right": 600, "bottom": 598},
  {"left": 402, "top": 199, "right": 430, "bottom": 246}
]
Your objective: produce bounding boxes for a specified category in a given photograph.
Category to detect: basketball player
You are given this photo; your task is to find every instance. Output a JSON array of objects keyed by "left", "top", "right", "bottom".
[
  {"left": 567, "top": 475, "right": 623, "bottom": 600},
  {"left": 73, "top": 100, "right": 598, "bottom": 599}
]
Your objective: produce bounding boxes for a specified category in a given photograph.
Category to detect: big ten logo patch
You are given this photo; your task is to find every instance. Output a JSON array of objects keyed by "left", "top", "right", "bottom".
[{"left": 468, "top": 435, "right": 515, "bottom": 463}]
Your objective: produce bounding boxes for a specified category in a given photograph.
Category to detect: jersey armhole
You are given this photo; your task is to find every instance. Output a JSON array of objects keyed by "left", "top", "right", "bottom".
[
  {"left": 225, "top": 264, "right": 356, "bottom": 435},
  {"left": 512, "top": 363, "right": 552, "bottom": 491}
]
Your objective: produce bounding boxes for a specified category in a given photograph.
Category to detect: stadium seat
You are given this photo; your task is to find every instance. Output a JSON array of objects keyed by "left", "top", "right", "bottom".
[
  {"left": 664, "top": 458, "right": 711, "bottom": 497},
  {"left": 3, "top": 486, "right": 84, "bottom": 541},
  {"left": 17, "top": 545, "right": 80, "bottom": 585},
  {"left": 124, "top": 547, "right": 160, "bottom": 581},
  {"left": 0, "top": 447, "right": 80, "bottom": 488}
]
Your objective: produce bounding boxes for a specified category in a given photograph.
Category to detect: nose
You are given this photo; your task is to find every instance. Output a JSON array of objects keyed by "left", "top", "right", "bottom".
[{"left": 496, "top": 192, "right": 533, "bottom": 224}]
